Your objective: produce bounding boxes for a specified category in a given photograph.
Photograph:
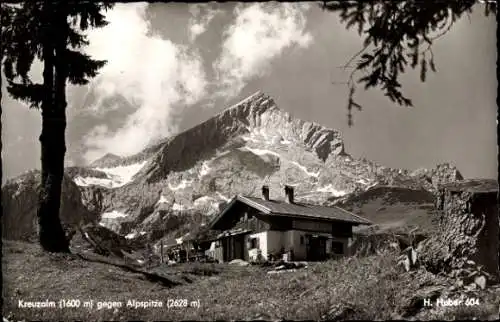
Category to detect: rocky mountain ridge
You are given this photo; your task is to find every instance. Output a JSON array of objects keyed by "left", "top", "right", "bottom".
[{"left": 2, "top": 91, "right": 463, "bottom": 242}]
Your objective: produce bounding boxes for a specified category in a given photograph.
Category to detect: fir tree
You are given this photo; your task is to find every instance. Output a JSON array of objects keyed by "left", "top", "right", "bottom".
[{"left": 2, "top": 1, "right": 113, "bottom": 252}]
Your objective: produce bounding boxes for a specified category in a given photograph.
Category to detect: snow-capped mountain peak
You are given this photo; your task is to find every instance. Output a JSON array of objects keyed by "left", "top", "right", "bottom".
[{"left": 1, "top": 91, "right": 463, "bottom": 242}]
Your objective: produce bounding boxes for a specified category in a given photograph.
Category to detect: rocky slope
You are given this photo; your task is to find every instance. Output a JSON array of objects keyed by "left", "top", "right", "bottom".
[
  {"left": 1, "top": 91, "right": 464, "bottom": 242},
  {"left": 1, "top": 171, "right": 97, "bottom": 240}
]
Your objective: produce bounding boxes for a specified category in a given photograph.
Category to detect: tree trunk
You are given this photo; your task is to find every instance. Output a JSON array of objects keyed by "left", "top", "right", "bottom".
[{"left": 37, "top": 1, "right": 69, "bottom": 253}]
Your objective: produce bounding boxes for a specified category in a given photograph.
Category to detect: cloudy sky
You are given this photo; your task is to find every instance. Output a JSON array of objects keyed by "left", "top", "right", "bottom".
[{"left": 1, "top": 2, "right": 497, "bottom": 182}]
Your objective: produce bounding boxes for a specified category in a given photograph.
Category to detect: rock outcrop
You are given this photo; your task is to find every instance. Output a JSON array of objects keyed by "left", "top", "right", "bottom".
[
  {"left": 419, "top": 179, "right": 499, "bottom": 277},
  {"left": 1, "top": 171, "right": 98, "bottom": 241},
  {"left": 411, "top": 163, "right": 464, "bottom": 192}
]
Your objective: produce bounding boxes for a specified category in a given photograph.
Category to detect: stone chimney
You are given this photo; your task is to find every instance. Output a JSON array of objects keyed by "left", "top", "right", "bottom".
[
  {"left": 262, "top": 185, "right": 270, "bottom": 201},
  {"left": 284, "top": 185, "right": 294, "bottom": 204}
]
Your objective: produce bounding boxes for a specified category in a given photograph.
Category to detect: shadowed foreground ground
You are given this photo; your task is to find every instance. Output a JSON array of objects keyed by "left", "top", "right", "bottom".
[{"left": 2, "top": 240, "right": 499, "bottom": 321}]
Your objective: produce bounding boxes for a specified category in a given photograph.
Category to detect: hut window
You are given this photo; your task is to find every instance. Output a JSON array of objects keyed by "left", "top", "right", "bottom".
[{"left": 249, "top": 237, "right": 259, "bottom": 249}]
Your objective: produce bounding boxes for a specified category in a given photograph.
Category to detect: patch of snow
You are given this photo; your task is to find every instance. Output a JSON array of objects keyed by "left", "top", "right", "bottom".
[
  {"left": 194, "top": 196, "right": 213, "bottom": 206},
  {"left": 216, "top": 150, "right": 231, "bottom": 158},
  {"left": 172, "top": 203, "right": 186, "bottom": 211},
  {"left": 73, "top": 176, "right": 117, "bottom": 188},
  {"left": 139, "top": 231, "right": 147, "bottom": 236},
  {"left": 97, "top": 221, "right": 121, "bottom": 233},
  {"left": 240, "top": 146, "right": 280, "bottom": 158},
  {"left": 73, "top": 176, "right": 88, "bottom": 186},
  {"left": 98, "top": 211, "right": 128, "bottom": 230},
  {"left": 316, "top": 184, "right": 347, "bottom": 197},
  {"left": 241, "top": 135, "right": 260, "bottom": 143},
  {"left": 291, "top": 161, "right": 320, "bottom": 178},
  {"left": 281, "top": 138, "right": 291, "bottom": 145},
  {"left": 125, "top": 232, "right": 137, "bottom": 239},
  {"left": 94, "top": 160, "right": 148, "bottom": 187},
  {"left": 270, "top": 135, "right": 281, "bottom": 145},
  {"left": 142, "top": 212, "right": 159, "bottom": 225},
  {"left": 176, "top": 237, "right": 184, "bottom": 244},
  {"left": 95, "top": 160, "right": 147, "bottom": 178},
  {"left": 199, "top": 162, "right": 211, "bottom": 178},
  {"left": 194, "top": 197, "right": 221, "bottom": 213},
  {"left": 156, "top": 195, "right": 169, "bottom": 205},
  {"left": 137, "top": 259, "right": 145, "bottom": 264},
  {"left": 168, "top": 179, "right": 193, "bottom": 191},
  {"left": 242, "top": 127, "right": 277, "bottom": 145},
  {"left": 257, "top": 128, "right": 271, "bottom": 141},
  {"left": 216, "top": 192, "right": 231, "bottom": 202},
  {"left": 356, "top": 178, "right": 370, "bottom": 185},
  {"left": 101, "top": 210, "right": 128, "bottom": 219},
  {"left": 197, "top": 151, "right": 230, "bottom": 178}
]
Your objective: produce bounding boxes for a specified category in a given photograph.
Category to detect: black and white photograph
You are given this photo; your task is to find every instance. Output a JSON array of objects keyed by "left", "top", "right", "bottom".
[{"left": 1, "top": 1, "right": 498, "bottom": 320}]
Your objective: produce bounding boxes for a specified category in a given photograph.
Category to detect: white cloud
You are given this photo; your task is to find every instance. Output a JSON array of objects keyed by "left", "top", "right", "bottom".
[
  {"left": 213, "top": 2, "right": 313, "bottom": 98},
  {"left": 81, "top": 2, "right": 312, "bottom": 163},
  {"left": 188, "top": 4, "right": 221, "bottom": 42},
  {"left": 82, "top": 3, "right": 207, "bottom": 162}
]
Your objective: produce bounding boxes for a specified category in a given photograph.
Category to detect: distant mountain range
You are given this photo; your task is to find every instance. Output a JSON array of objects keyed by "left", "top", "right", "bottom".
[{"left": 2, "top": 91, "right": 464, "bottom": 243}]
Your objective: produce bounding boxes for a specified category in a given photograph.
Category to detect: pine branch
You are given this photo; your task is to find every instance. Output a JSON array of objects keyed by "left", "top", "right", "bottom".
[
  {"left": 65, "top": 49, "right": 107, "bottom": 85},
  {"left": 68, "top": 3, "right": 113, "bottom": 30},
  {"left": 7, "top": 81, "right": 44, "bottom": 109},
  {"left": 67, "top": 28, "right": 89, "bottom": 48},
  {"left": 322, "top": 0, "right": 480, "bottom": 122}
]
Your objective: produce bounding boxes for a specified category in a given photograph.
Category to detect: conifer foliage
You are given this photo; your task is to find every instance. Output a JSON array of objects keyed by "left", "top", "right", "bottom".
[
  {"left": 1, "top": 1, "right": 113, "bottom": 252},
  {"left": 322, "top": 1, "right": 496, "bottom": 125}
]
